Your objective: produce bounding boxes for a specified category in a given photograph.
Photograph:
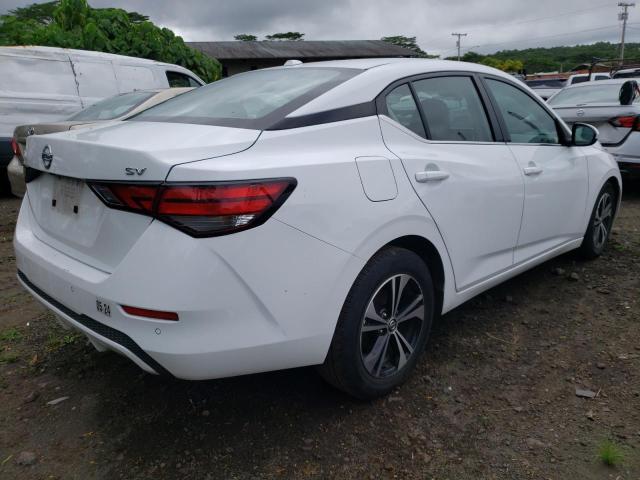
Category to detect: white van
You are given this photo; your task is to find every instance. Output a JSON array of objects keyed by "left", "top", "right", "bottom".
[{"left": 0, "top": 46, "right": 204, "bottom": 192}]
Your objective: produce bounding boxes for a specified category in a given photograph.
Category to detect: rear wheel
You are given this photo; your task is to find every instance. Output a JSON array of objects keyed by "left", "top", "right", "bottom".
[
  {"left": 319, "top": 247, "right": 434, "bottom": 399},
  {"left": 579, "top": 182, "right": 616, "bottom": 259}
]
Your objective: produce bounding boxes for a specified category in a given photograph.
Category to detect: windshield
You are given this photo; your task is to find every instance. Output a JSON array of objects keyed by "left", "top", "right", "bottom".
[
  {"left": 68, "top": 91, "right": 155, "bottom": 121},
  {"left": 132, "top": 67, "right": 361, "bottom": 129},
  {"left": 525, "top": 79, "right": 566, "bottom": 89},
  {"left": 548, "top": 83, "right": 630, "bottom": 107}
]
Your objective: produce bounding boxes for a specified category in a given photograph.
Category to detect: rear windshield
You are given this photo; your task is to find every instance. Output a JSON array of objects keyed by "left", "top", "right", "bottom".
[
  {"left": 525, "top": 79, "right": 566, "bottom": 89},
  {"left": 68, "top": 91, "right": 155, "bottom": 121},
  {"left": 613, "top": 70, "right": 640, "bottom": 79},
  {"left": 131, "top": 67, "right": 361, "bottom": 129},
  {"left": 548, "top": 83, "right": 631, "bottom": 107}
]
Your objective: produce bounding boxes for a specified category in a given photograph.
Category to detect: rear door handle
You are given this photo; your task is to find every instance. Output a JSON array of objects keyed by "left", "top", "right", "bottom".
[
  {"left": 523, "top": 165, "right": 543, "bottom": 176},
  {"left": 415, "top": 170, "right": 450, "bottom": 182}
]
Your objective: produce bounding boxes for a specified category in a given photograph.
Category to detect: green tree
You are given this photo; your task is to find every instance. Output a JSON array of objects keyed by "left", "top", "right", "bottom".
[
  {"left": 381, "top": 35, "right": 438, "bottom": 58},
  {"left": 0, "top": 0, "right": 220, "bottom": 82},
  {"left": 234, "top": 34, "right": 257, "bottom": 41},
  {"left": 265, "top": 31, "right": 304, "bottom": 41}
]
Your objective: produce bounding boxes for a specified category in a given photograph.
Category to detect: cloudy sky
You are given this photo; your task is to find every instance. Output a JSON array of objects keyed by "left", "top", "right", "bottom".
[{"left": 1, "top": 0, "right": 637, "bottom": 56}]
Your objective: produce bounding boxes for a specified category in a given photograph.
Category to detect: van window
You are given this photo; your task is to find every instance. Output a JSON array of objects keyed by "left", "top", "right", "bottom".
[
  {"left": 114, "top": 65, "right": 156, "bottom": 92},
  {"left": 1, "top": 56, "right": 77, "bottom": 95},
  {"left": 166, "top": 71, "right": 201, "bottom": 87}
]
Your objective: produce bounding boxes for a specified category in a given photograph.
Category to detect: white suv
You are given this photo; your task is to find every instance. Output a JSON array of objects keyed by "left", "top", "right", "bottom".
[{"left": 15, "top": 59, "right": 621, "bottom": 399}]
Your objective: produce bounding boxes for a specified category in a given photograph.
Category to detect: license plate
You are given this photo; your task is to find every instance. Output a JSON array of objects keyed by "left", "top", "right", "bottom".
[
  {"left": 96, "top": 299, "right": 112, "bottom": 318},
  {"left": 53, "top": 176, "right": 83, "bottom": 214}
]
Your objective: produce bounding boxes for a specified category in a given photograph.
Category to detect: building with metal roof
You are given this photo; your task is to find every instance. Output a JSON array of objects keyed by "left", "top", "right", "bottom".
[{"left": 187, "top": 40, "right": 416, "bottom": 76}]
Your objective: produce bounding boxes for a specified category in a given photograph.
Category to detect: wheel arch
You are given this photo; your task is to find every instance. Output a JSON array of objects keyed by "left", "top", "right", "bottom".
[
  {"left": 605, "top": 175, "right": 622, "bottom": 216},
  {"left": 374, "top": 235, "right": 446, "bottom": 317}
]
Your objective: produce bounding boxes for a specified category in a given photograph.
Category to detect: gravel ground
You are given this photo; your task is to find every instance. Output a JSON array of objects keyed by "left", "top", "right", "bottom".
[{"left": 0, "top": 184, "right": 639, "bottom": 480}]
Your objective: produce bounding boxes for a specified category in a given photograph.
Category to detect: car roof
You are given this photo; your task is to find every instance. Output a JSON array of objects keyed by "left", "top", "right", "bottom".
[
  {"left": 281, "top": 58, "right": 516, "bottom": 117},
  {"left": 0, "top": 46, "right": 199, "bottom": 74}
]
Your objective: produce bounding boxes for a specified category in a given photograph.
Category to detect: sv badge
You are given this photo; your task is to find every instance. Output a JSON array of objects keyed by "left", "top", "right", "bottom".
[{"left": 125, "top": 167, "right": 147, "bottom": 176}]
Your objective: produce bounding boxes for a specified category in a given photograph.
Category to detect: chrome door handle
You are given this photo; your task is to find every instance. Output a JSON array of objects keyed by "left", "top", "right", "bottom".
[
  {"left": 415, "top": 170, "right": 450, "bottom": 182},
  {"left": 523, "top": 165, "right": 543, "bottom": 176}
]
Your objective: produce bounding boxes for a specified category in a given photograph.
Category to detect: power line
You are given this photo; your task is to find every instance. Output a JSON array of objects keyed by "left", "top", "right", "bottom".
[
  {"left": 507, "top": 3, "right": 612, "bottom": 26},
  {"left": 465, "top": 24, "right": 624, "bottom": 51}
]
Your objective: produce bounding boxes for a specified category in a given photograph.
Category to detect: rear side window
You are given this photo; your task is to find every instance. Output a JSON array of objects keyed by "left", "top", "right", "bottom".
[
  {"left": 412, "top": 76, "right": 493, "bottom": 142},
  {"left": 384, "top": 84, "right": 425, "bottom": 137},
  {"left": 134, "top": 67, "right": 361, "bottom": 129},
  {"left": 486, "top": 79, "right": 559, "bottom": 144},
  {"left": 166, "top": 71, "right": 201, "bottom": 88}
]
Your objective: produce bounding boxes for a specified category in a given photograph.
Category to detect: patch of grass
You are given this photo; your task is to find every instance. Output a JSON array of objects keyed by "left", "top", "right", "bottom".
[
  {"left": 0, "top": 352, "right": 19, "bottom": 364},
  {"left": 598, "top": 440, "right": 624, "bottom": 467},
  {"left": 0, "top": 327, "right": 22, "bottom": 343},
  {"left": 46, "top": 332, "right": 82, "bottom": 352}
]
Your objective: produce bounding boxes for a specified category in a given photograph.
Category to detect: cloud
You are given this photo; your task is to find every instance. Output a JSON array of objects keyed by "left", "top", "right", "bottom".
[{"left": 1, "top": 0, "right": 634, "bottom": 56}]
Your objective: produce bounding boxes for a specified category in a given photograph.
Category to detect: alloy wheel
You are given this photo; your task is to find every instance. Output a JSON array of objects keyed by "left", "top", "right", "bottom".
[
  {"left": 592, "top": 192, "right": 613, "bottom": 250},
  {"left": 360, "top": 274, "right": 425, "bottom": 378}
]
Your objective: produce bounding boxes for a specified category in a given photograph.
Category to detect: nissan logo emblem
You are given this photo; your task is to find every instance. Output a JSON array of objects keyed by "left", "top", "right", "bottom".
[
  {"left": 41, "top": 145, "right": 53, "bottom": 169},
  {"left": 576, "top": 109, "right": 585, "bottom": 117}
]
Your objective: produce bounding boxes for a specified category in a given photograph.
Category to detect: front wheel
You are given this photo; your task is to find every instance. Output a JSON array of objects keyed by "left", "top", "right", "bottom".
[
  {"left": 579, "top": 182, "right": 616, "bottom": 259},
  {"left": 319, "top": 247, "right": 434, "bottom": 400}
]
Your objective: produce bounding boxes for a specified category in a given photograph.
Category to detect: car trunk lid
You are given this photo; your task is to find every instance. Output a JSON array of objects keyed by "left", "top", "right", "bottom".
[
  {"left": 554, "top": 104, "right": 640, "bottom": 145},
  {"left": 22, "top": 121, "right": 261, "bottom": 272}
]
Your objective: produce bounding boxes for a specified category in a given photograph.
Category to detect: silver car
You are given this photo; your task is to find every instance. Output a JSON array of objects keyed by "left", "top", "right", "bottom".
[{"left": 548, "top": 79, "right": 640, "bottom": 179}]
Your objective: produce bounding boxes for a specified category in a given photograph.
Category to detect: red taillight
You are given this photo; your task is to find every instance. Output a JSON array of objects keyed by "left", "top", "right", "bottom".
[
  {"left": 10, "top": 137, "right": 21, "bottom": 158},
  {"left": 89, "top": 178, "right": 296, "bottom": 237},
  {"left": 122, "top": 305, "right": 179, "bottom": 321},
  {"left": 610, "top": 115, "right": 640, "bottom": 130}
]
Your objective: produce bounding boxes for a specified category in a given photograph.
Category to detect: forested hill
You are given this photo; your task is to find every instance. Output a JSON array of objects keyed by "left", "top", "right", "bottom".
[{"left": 451, "top": 42, "right": 640, "bottom": 73}]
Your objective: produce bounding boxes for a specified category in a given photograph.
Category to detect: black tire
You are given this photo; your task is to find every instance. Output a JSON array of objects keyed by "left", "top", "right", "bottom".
[
  {"left": 319, "top": 247, "right": 434, "bottom": 400},
  {"left": 579, "top": 182, "right": 616, "bottom": 259}
]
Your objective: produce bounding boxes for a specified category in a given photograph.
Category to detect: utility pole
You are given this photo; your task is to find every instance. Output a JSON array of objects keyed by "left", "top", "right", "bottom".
[
  {"left": 619, "top": 2, "right": 635, "bottom": 65},
  {"left": 451, "top": 33, "right": 468, "bottom": 61}
]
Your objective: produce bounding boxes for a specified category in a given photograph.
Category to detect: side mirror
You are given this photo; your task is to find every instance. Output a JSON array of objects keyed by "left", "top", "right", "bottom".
[
  {"left": 619, "top": 80, "right": 639, "bottom": 105},
  {"left": 571, "top": 122, "right": 598, "bottom": 147}
]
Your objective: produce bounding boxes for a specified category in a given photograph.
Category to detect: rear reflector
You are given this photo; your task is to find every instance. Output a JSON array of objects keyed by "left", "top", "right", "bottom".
[
  {"left": 10, "top": 137, "right": 21, "bottom": 158},
  {"left": 122, "top": 305, "right": 179, "bottom": 321},
  {"left": 609, "top": 115, "right": 640, "bottom": 130},
  {"left": 89, "top": 178, "right": 296, "bottom": 237}
]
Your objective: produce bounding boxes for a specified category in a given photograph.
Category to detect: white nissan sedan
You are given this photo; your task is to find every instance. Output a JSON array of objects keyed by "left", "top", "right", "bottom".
[{"left": 15, "top": 59, "right": 621, "bottom": 399}]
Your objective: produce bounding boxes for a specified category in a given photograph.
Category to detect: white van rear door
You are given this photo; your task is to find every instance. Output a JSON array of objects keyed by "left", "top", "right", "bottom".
[{"left": 0, "top": 50, "right": 81, "bottom": 137}]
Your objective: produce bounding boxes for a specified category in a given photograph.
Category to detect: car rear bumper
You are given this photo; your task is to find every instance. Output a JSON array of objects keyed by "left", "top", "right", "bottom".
[
  {"left": 603, "top": 133, "right": 640, "bottom": 177},
  {"left": 14, "top": 195, "right": 360, "bottom": 380},
  {"left": 7, "top": 155, "right": 25, "bottom": 197}
]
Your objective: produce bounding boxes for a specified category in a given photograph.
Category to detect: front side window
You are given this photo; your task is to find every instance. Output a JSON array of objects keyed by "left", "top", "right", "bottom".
[
  {"left": 68, "top": 90, "right": 155, "bottom": 121},
  {"left": 134, "top": 67, "right": 360, "bottom": 129},
  {"left": 412, "top": 76, "right": 493, "bottom": 142},
  {"left": 486, "top": 79, "right": 559, "bottom": 144},
  {"left": 384, "top": 84, "right": 425, "bottom": 137}
]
